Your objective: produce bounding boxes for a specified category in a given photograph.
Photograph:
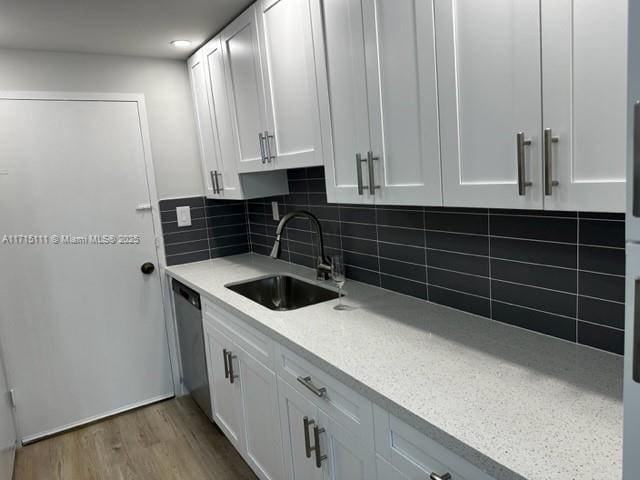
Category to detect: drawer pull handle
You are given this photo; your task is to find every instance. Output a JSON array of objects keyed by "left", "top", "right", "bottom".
[
  {"left": 313, "top": 425, "right": 327, "bottom": 468},
  {"left": 226, "top": 350, "right": 238, "bottom": 384},
  {"left": 430, "top": 473, "right": 452, "bottom": 480},
  {"left": 303, "top": 416, "right": 315, "bottom": 458},
  {"left": 222, "top": 348, "right": 230, "bottom": 379},
  {"left": 297, "top": 376, "right": 327, "bottom": 398}
]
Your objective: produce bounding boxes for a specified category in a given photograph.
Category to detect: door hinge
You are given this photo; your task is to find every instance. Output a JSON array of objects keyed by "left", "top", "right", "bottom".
[
  {"left": 155, "top": 236, "right": 161, "bottom": 248},
  {"left": 9, "top": 389, "right": 16, "bottom": 408}
]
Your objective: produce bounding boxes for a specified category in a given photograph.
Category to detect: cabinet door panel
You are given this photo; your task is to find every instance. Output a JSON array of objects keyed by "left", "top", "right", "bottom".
[
  {"left": 317, "top": 0, "right": 374, "bottom": 204},
  {"left": 222, "top": 6, "right": 269, "bottom": 173},
  {"left": 258, "top": 0, "right": 324, "bottom": 170},
  {"left": 541, "top": 0, "right": 626, "bottom": 211},
  {"left": 278, "top": 378, "right": 324, "bottom": 480},
  {"left": 364, "top": 0, "right": 442, "bottom": 206},
  {"left": 203, "top": 37, "right": 242, "bottom": 199},
  {"left": 436, "top": 0, "right": 543, "bottom": 208},
  {"left": 320, "top": 410, "right": 376, "bottom": 480},
  {"left": 187, "top": 51, "right": 220, "bottom": 198},
  {"left": 239, "top": 349, "right": 283, "bottom": 480},
  {"left": 204, "top": 322, "right": 245, "bottom": 453}
]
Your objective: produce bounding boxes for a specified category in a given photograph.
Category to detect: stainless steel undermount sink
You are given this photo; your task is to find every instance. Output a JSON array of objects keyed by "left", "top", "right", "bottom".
[{"left": 226, "top": 275, "right": 339, "bottom": 311}]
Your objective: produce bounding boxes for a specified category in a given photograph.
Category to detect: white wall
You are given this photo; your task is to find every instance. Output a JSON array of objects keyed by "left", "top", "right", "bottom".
[
  {"left": 0, "top": 351, "right": 15, "bottom": 480},
  {"left": 0, "top": 48, "right": 203, "bottom": 199}
]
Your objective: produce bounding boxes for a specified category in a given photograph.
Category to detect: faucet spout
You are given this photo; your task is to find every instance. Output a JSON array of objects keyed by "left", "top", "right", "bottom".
[{"left": 270, "top": 210, "right": 332, "bottom": 280}]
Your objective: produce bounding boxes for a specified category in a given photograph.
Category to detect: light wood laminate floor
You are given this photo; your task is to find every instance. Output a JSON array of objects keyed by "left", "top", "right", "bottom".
[{"left": 14, "top": 396, "right": 257, "bottom": 480}]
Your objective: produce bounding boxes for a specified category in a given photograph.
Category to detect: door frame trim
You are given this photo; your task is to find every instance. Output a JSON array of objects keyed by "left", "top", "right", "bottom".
[{"left": 0, "top": 91, "right": 181, "bottom": 439}]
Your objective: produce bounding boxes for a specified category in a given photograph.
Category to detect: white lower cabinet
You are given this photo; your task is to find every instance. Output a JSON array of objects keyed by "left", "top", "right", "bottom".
[
  {"left": 203, "top": 320, "right": 245, "bottom": 453},
  {"left": 373, "top": 405, "right": 495, "bottom": 480},
  {"left": 199, "top": 297, "right": 494, "bottom": 480}
]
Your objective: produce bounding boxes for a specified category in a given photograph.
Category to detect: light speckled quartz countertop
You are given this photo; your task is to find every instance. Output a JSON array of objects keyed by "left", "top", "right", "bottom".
[{"left": 164, "top": 253, "right": 623, "bottom": 480}]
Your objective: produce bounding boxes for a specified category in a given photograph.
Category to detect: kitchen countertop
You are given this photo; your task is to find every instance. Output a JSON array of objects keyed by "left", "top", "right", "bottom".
[{"left": 164, "top": 253, "right": 623, "bottom": 480}]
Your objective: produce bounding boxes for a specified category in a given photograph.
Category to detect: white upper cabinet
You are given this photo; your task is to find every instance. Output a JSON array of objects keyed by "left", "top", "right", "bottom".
[
  {"left": 257, "top": 0, "right": 326, "bottom": 170},
  {"left": 202, "top": 36, "right": 242, "bottom": 199},
  {"left": 436, "top": 0, "right": 543, "bottom": 209},
  {"left": 315, "top": 0, "right": 373, "bottom": 204},
  {"left": 541, "top": 0, "right": 627, "bottom": 212},
  {"left": 363, "top": 0, "right": 442, "bottom": 206},
  {"left": 318, "top": 0, "right": 442, "bottom": 205},
  {"left": 187, "top": 50, "right": 221, "bottom": 198},
  {"left": 222, "top": 5, "right": 270, "bottom": 173}
]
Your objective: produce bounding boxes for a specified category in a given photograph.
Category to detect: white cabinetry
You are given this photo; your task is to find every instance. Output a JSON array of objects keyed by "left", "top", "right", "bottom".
[
  {"left": 188, "top": 33, "right": 289, "bottom": 200},
  {"left": 317, "top": 0, "right": 442, "bottom": 206},
  {"left": 202, "top": 299, "right": 284, "bottom": 480},
  {"left": 221, "top": 2, "right": 325, "bottom": 174},
  {"left": 541, "top": 0, "right": 627, "bottom": 212},
  {"left": 437, "top": 0, "right": 626, "bottom": 212}
]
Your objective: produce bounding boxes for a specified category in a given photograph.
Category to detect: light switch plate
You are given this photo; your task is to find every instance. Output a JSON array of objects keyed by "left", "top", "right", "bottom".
[
  {"left": 271, "top": 202, "right": 280, "bottom": 221},
  {"left": 176, "top": 206, "right": 192, "bottom": 227}
]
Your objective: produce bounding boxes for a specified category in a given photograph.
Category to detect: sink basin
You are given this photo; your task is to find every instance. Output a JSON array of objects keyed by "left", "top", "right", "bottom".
[{"left": 226, "top": 275, "right": 339, "bottom": 311}]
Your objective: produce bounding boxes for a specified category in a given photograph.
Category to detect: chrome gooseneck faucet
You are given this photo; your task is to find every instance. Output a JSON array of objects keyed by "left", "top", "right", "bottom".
[{"left": 270, "top": 210, "right": 332, "bottom": 280}]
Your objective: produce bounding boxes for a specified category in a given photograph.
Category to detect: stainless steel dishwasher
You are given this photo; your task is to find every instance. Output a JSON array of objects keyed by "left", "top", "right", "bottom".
[{"left": 172, "top": 279, "right": 212, "bottom": 421}]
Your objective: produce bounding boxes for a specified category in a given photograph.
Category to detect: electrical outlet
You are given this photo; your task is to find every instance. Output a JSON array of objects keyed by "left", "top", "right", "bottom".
[
  {"left": 176, "top": 206, "right": 192, "bottom": 227},
  {"left": 272, "top": 202, "right": 280, "bottom": 221}
]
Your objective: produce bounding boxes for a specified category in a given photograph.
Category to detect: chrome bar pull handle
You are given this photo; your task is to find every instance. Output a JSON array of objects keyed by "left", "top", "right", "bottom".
[
  {"left": 634, "top": 102, "right": 640, "bottom": 216},
  {"left": 216, "top": 171, "right": 223, "bottom": 194},
  {"left": 313, "top": 425, "right": 327, "bottom": 468},
  {"left": 265, "top": 131, "right": 275, "bottom": 163},
  {"left": 210, "top": 171, "right": 217, "bottom": 194},
  {"left": 227, "top": 351, "right": 238, "bottom": 384},
  {"left": 543, "top": 128, "right": 559, "bottom": 196},
  {"left": 516, "top": 132, "right": 532, "bottom": 196},
  {"left": 634, "top": 278, "right": 640, "bottom": 383},
  {"left": 355, "top": 153, "right": 367, "bottom": 195},
  {"left": 430, "top": 473, "right": 452, "bottom": 480},
  {"left": 303, "top": 416, "right": 315, "bottom": 458},
  {"left": 223, "top": 348, "right": 230, "bottom": 379},
  {"left": 297, "top": 376, "right": 327, "bottom": 398},
  {"left": 367, "top": 151, "right": 380, "bottom": 194},
  {"left": 212, "top": 170, "right": 220, "bottom": 194},
  {"left": 259, "top": 132, "right": 267, "bottom": 164}
]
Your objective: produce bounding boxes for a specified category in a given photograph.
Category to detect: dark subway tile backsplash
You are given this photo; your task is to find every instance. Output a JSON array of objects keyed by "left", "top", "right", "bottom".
[
  {"left": 159, "top": 196, "right": 249, "bottom": 267},
  {"left": 160, "top": 166, "right": 626, "bottom": 356}
]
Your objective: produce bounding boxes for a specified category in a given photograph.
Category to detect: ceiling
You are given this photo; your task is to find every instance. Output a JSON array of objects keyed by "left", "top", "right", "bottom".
[{"left": 0, "top": 0, "right": 253, "bottom": 59}]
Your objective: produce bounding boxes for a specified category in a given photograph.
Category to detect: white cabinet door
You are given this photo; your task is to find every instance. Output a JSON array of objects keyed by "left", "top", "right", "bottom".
[
  {"left": 363, "top": 0, "right": 442, "bottom": 206},
  {"left": 238, "top": 348, "right": 284, "bottom": 480},
  {"left": 316, "top": 0, "right": 374, "bottom": 205},
  {"left": 204, "top": 321, "right": 245, "bottom": 453},
  {"left": 319, "top": 410, "right": 377, "bottom": 480},
  {"left": 278, "top": 378, "right": 324, "bottom": 480},
  {"left": 257, "top": 0, "right": 325, "bottom": 171},
  {"left": 187, "top": 50, "right": 221, "bottom": 198},
  {"left": 222, "top": 5, "right": 270, "bottom": 173},
  {"left": 202, "top": 36, "right": 243, "bottom": 199},
  {"left": 541, "top": 0, "right": 627, "bottom": 212},
  {"left": 436, "top": 0, "right": 543, "bottom": 209}
]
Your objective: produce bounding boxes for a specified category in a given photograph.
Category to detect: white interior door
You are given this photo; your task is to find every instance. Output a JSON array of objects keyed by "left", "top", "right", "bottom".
[
  {"left": 0, "top": 94, "right": 173, "bottom": 443},
  {"left": 222, "top": 5, "right": 270, "bottom": 173},
  {"left": 436, "top": 0, "right": 543, "bottom": 209},
  {"left": 541, "top": 0, "right": 627, "bottom": 212},
  {"left": 363, "top": 0, "right": 442, "bottom": 206},
  {"left": 317, "top": 0, "right": 374, "bottom": 205},
  {"left": 257, "top": 0, "right": 325, "bottom": 170},
  {"left": 203, "top": 36, "right": 243, "bottom": 199}
]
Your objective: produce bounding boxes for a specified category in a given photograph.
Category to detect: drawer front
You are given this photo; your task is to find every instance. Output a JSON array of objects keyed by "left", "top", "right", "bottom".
[
  {"left": 275, "top": 344, "right": 373, "bottom": 439},
  {"left": 202, "top": 297, "right": 275, "bottom": 369},
  {"left": 373, "top": 406, "right": 494, "bottom": 480},
  {"left": 376, "top": 454, "right": 409, "bottom": 480}
]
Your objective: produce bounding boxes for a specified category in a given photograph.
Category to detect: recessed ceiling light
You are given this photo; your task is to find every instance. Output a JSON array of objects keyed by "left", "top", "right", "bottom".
[{"left": 170, "top": 40, "right": 192, "bottom": 48}]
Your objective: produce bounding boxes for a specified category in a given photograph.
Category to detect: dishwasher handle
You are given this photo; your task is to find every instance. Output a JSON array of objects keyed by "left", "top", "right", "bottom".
[{"left": 172, "top": 279, "right": 201, "bottom": 310}]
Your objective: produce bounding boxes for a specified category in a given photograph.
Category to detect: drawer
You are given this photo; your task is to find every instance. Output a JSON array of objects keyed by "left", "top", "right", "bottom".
[
  {"left": 376, "top": 454, "right": 409, "bottom": 480},
  {"left": 202, "top": 297, "right": 275, "bottom": 369},
  {"left": 373, "top": 405, "right": 494, "bottom": 480},
  {"left": 275, "top": 344, "right": 373, "bottom": 439}
]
